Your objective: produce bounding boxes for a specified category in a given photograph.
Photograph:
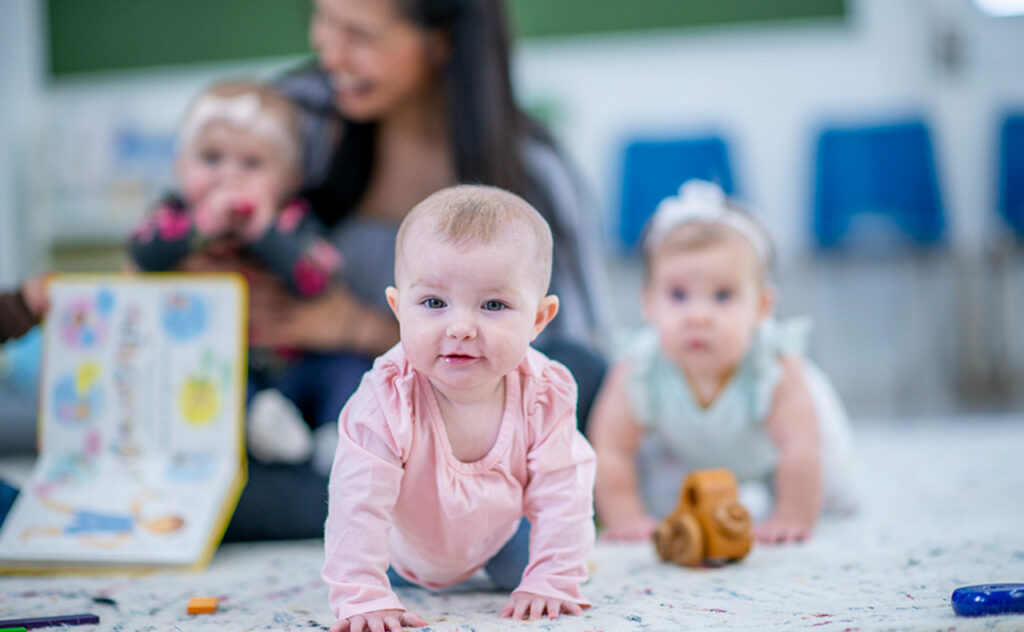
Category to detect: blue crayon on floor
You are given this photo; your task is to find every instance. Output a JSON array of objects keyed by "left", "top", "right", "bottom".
[
  {"left": 952, "top": 584, "right": 1024, "bottom": 617},
  {"left": 0, "top": 613, "right": 99, "bottom": 629}
]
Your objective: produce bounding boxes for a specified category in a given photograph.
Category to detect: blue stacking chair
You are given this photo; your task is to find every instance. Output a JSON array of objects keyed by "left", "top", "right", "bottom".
[
  {"left": 812, "top": 120, "right": 945, "bottom": 249},
  {"left": 618, "top": 135, "right": 734, "bottom": 250},
  {"left": 999, "top": 114, "right": 1024, "bottom": 238}
]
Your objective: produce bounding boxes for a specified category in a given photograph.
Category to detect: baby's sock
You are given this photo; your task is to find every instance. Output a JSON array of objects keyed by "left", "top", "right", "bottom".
[
  {"left": 247, "top": 389, "right": 313, "bottom": 464},
  {"left": 311, "top": 422, "right": 338, "bottom": 477}
]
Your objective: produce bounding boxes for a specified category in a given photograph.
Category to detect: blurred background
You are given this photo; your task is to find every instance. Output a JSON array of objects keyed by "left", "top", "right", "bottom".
[{"left": 1, "top": 0, "right": 1023, "bottom": 437}]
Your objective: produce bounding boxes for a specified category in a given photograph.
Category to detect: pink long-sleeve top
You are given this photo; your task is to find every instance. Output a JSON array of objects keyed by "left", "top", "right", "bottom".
[{"left": 322, "top": 344, "right": 597, "bottom": 621}]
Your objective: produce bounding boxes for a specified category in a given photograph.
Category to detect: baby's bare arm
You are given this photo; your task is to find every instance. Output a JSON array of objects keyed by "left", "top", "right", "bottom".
[
  {"left": 588, "top": 362, "right": 656, "bottom": 539},
  {"left": 760, "top": 355, "right": 822, "bottom": 543}
]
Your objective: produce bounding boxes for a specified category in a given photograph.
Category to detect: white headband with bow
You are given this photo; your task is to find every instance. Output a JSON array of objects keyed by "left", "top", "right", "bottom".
[
  {"left": 178, "top": 93, "right": 298, "bottom": 169},
  {"left": 644, "top": 180, "right": 771, "bottom": 266}
]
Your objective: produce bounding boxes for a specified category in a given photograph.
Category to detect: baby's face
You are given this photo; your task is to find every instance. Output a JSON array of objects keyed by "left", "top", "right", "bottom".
[
  {"left": 387, "top": 223, "right": 557, "bottom": 399},
  {"left": 643, "top": 233, "right": 771, "bottom": 381},
  {"left": 176, "top": 122, "right": 296, "bottom": 207}
]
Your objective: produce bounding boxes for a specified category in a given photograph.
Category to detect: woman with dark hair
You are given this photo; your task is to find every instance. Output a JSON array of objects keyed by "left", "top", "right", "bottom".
[
  {"left": 269, "top": 0, "right": 604, "bottom": 357},
  {"left": 215, "top": 0, "right": 608, "bottom": 541}
]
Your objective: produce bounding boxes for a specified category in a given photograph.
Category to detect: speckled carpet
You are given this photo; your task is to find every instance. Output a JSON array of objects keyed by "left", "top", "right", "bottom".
[{"left": 2, "top": 416, "right": 1022, "bottom": 631}]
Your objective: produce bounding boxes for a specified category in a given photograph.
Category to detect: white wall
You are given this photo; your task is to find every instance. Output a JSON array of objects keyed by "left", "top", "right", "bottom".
[
  {"left": 8, "top": 0, "right": 1023, "bottom": 262},
  {"left": 514, "top": 0, "right": 1024, "bottom": 257},
  {"left": 510, "top": 0, "right": 1024, "bottom": 415},
  {"left": 29, "top": 58, "right": 299, "bottom": 249},
  {"left": 0, "top": 0, "right": 45, "bottom": 286},
  {"left": 2, "top": 0, "right": 1022, "bottom": 414}
]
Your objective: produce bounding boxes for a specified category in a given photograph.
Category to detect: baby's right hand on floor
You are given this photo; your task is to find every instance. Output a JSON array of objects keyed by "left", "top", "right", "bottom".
[
  {"left": 329, "top": 609, "right": 427, "bottom": 632},
  {"left": 600, "top": 515, "right": 658, "bottom": 541}
]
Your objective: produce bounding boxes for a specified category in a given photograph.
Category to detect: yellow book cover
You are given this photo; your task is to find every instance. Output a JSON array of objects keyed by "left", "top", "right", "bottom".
[{"left": 0, "top": 273, "right": 247, "bottom": 572}]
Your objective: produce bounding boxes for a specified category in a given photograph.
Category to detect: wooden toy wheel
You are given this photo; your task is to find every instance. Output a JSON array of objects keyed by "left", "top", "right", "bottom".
[
  {"left": 654, "top": 512, "right": 703, "bottom": 566},
  {"left": 713, "top": 500, "right": 752, "bottom": 540}
]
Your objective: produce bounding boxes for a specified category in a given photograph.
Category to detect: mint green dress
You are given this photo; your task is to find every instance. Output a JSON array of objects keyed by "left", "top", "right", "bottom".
[{"left": 623, "top": 318, "right": 858, "bottom": 519}]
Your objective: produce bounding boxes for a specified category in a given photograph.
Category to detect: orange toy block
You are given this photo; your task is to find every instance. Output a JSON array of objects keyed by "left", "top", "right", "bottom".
[
  {"left": 187, "top": 597, "right": 219, "bottom": 614},
  {"left": 654, "top": 468, "right": 752, "bottom": 566}
]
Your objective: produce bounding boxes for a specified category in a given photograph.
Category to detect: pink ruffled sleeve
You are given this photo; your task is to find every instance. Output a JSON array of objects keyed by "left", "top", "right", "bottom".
[
  {"left": 322, "top": 353, "right": 415, "bottom": 621},
  {"left": 515, "top": 354, "right": 597, "bottom": 605}
]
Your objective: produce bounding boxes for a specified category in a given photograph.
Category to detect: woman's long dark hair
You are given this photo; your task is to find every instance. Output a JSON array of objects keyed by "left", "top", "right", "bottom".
[{"left": 305, "top": 0, "right": 558, "bottom": 229}]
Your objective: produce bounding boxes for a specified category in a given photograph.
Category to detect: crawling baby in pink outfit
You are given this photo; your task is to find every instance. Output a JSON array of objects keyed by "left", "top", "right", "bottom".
[{"left": 322, "top": 185, "right": 597, "bottom": 632}]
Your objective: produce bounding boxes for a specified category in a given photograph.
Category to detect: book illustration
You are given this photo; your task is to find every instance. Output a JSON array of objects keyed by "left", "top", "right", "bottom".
[
  {"left": 0, "top": 274, "right": 247, "bottom": 571},
  {"left": 52, "top": 361, "right": 103, "bottom": 424},
  {"left": 166, "top": 450, "right": 215, "bottom": 482},
  {"left": 178, "top": 349, "right": 231, "bottom": 426},
  {"left": 41, "top": 452, "right": 98, "bottom": 488},
  {"left": 179, "top": 374, "right": 220, "bottom": 425},
  {"left": 162, "top": 291, "right": 207, "bottom": 342},
  {"left": 38, "top": 431, "right": 102, "bottom": 489},
  {"left": 18, "top": 489, "right": 186, "bottom": 550},
  {"left": 110, "top": 300, "right": 145, "bottom": 460},
  {"left": 58, "top": 289, "right": 115, "bottom": 349}
]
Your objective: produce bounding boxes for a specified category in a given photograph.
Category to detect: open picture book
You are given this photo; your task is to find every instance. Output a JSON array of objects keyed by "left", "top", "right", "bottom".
[{"left": 0, "top": 274, "right": 247, "bottom": 571}]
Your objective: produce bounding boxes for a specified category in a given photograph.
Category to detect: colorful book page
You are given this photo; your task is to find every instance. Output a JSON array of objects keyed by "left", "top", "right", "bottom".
[{"left": 0, "top": 274, "right": 246, "bottom": 570}]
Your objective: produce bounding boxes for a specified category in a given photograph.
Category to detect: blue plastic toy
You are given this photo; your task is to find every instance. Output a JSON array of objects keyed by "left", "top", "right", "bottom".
[{"left": 951, "top": 583, "right": 1024, "bottom": 617}]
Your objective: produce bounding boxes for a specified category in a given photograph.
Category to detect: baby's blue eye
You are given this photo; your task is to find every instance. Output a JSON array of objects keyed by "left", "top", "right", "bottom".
[
  {"left": 670, "top": 288, "right": 687, "bottom": 302},
  {"left": 242, "top": 155, "right": 264, "bottom": 171},
  {"left": 483, "top": 300, "right": 506, "bottom": 312},
  {"left": 715, "top": 289, "right": 733, "bottom": 302},
  {"left": 200, "top": 150, "right": 222, "bottom": 166},
  {"left": 423, "top": 297, "right": 445, "bottom": 309}
]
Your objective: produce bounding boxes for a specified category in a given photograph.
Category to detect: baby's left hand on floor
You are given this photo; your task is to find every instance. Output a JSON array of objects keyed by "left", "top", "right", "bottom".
[
  {"left": 500, "top": 591, "right": 583, "bottom": 620},
  {"left": 754, "top": 513, "right": 812, "bottom": 544}
]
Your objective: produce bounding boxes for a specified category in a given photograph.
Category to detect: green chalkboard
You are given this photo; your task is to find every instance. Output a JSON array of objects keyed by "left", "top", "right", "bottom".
[
  {"left": 507, "top": 0, "right": 846, "bottom": 39},
  {"left": 47, "top": 0, "right": 313, "bottom": 76},
  {"left": 47, "top": 0, "right": 846, "bottom": 77}
]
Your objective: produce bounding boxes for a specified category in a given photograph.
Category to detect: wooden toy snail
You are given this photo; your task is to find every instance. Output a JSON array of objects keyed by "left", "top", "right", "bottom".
[{"left": 653, "top": 468, "right": 753, "bottom": 566}]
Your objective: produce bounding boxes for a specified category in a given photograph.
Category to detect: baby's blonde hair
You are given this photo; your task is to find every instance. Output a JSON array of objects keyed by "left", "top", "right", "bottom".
[
  {"left": 396, "top": 185, "right": 554, "bottom": 294},
  {"left": 178, "top": 79, "right": 303, "bottom": 174}
]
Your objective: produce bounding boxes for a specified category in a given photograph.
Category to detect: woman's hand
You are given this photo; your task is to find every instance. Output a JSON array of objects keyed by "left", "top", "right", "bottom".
[
  {"left": 175, "top": 249, "right": 396, "bottom": 354},
  {"left": 176, "top": 247, "right": 248, "bottom": 274},
  {"left": 248, "top": 270, "right": 342, "bottom": 350},
  {"left": 247, "top": 267, "right": 376, "bottom": 351},
  {"left": 329, "top": 609, "right": 426, "bottom": 632},
  {"left": 500, "top": 591, "right": 583, "bottom": 621},
  {"left": 20, "top": 272, "right": 53, "bottom": 318}
]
